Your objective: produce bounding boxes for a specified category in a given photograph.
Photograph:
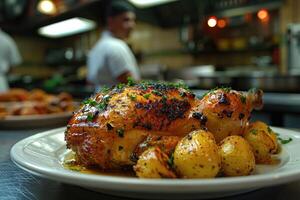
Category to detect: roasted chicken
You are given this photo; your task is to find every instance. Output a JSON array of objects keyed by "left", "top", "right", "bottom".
[{"left": 65, "top": 82, "right": 263, "bottom": 172}]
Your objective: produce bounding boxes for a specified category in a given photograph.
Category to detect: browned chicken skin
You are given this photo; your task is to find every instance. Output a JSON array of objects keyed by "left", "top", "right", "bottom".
[
  {"left": 65, "top": 82, "right": 263, "bottom": 170},
  {"left": 193, "top": 88, "right": 263, "bottom": 142}
]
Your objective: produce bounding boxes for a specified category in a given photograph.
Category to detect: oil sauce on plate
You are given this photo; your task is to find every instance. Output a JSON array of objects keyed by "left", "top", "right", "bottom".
[{"left": 62, "top": 151, "right": 136, "bottom": 177}]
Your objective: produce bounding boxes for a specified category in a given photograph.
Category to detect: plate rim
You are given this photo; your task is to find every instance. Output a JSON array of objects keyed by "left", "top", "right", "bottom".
[
  {"left": 10, "top": 127, "right": 300, "bottom": 193},
  {"left": 1, "top": 111, "right": 73, "bottom": 121}
]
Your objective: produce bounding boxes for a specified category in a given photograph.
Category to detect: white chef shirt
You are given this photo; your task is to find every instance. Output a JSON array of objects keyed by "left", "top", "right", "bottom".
[
  {"left": 0, "top": 29, "right": 22, "bottom": 92},
  {"left": 87, "top": 30, "right": 140, "bottom": 91}
]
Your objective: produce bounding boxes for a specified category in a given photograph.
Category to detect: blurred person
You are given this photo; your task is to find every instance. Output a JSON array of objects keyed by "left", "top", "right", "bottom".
[
  {"left": 87, "top": 0, "right": 140, "bottom": 91},
  {"left": 0, "top": 28, "right": 22, "bottom": 92}
]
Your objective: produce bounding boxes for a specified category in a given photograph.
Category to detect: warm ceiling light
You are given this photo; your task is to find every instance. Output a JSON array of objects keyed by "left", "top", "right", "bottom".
[
  {"left": 207, "top": 16, "right": 217, "bottom": 28},
  {"left": 129, "top": 0, "right": 178, "bottom": 8},
  {"left": 257, "top": 9, "right": 269, "bottom": 21},
  {"left": 37, "top": 0, "right": 56, "bottom": 15},
  {"left": 217, "top": 19, "right": 227, "bottom": 28},
  {"left": 38, "top": 18, "right": 96, "bottom": 38}
]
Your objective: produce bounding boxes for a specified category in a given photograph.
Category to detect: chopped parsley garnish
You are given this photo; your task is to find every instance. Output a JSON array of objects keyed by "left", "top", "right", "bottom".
[
  {"left": 221, "top": 86, "right": 232, "bottom": 93},
  {"left": 180, "top": 91, "right": 187, "bottom": 97},
  {"left": 128, "top": 93, "right": 137, "bottom": 101},
  {"left": 167, "top": 152, "right": 174, "bottom": 168},
  {"left": 162, "top": 95, "right": 167, "bottom": 101},
  {"left": 140, "top": 84, "right": 148, "bottom": 90},
  {"left": 267, "top": 126, "right": 272, "bottom": 133},
  {"left": 201, "top": 90, "right": 211, "bottom": 98},
  {"left": 100, "top": 86, "right": 110, "bottom": 94},
  {"left": 250, "top": 129, "right": 258, "bottom": 135},
  {"left": 278, "top": 137, "right": 293, "bottom": 144},
  {"left": 274, "top": 132, "right": 292, "bottom": 144},
  {"left": 86, "top": 113, "right": 94, "bottom": 121},
  {"left": 152, "top": 90, "right": 163, "bottom": 96},
  {"left": 96, "top": 102, "right": 107, "bottom": 110},
  {"left": 117, "top": 83, "right": 126, "bottom": 90},
  {"left": 97, "top": 95, "right": 111, "bottom": 111},
  {"left": 240, "top": 95, "right": 246, "bottom": 104},
  {"left": 127, "top": 77, "right": 135, "bottom": 86},
  {"left": 143, "top": 93, "right": 151, "bottom": 99},
  {"left": 83, "top": 94, "right": 111, "bottom": 112},
  {"left": 83, "top": 99, "right": 97, "bottom": 106},
  {"left": 171, "top": 81, "right": 189, "bottom": 90},
  {"left": 117, "top": 128, "right": 125, "bottom": 138},
  {"left": 202, "top": 86, "right": 232, "bottom": 98}
]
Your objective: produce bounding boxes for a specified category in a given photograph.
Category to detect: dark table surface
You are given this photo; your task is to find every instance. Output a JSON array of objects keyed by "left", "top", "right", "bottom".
[{"left": 1, "top": 128, "right": 300, "bottom": 200}]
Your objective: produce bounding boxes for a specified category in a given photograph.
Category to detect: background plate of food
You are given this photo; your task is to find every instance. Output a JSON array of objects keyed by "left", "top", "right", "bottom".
[{"left": 0, "top": 88, "right": 77, "bottom": 128}]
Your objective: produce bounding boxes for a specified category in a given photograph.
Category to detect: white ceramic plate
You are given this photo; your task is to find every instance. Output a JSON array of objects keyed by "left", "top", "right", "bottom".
[
  {"left": 0, "top": 112, "right": 73, "bottom": 129},
  {"left": 10, "top": 127, "right": 300, "bottom": 199}
]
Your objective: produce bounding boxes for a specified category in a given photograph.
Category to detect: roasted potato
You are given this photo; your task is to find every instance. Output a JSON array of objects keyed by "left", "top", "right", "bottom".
[
  {"left": 244, "top": 121, "right": 279, "bottom": 164},
  {"left": 219, "top": 136, "right": 255, "bottom": 176},
  {"left": 134, "top": 147, "right": 176, "bottom": 178},
  {"left": 173, "top": 129, "right": 221, "bottom": 178}
]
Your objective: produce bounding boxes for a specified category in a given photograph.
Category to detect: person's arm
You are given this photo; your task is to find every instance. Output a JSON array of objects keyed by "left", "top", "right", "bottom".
[
  {"left": 87, "top": 50, "right": 102, "bottom": 85},
  {"left": 107, "top": 43, "right": 140, "bottom": 83},
  {"left": 7, "top": 37, "right": 22, "bottom": 67}
]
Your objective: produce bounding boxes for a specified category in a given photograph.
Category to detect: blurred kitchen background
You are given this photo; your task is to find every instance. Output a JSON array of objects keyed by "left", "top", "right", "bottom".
[{"left": 1, "top": 0, "right": 300, "bottom": 127}]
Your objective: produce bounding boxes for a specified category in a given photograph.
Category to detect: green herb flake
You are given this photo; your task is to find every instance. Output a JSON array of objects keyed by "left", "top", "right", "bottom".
[
  {"left": 202, "top": 86, "right": 232, "bottom": 98},
  {"left": 117, "top": 83, "right": 126, "bottom": 90},
  {"left": 221, "top": 86, "right": 232, "bottom": 93},
  {"left": 97, "top": 102, "right": 107, "bottom": 110},
  {"left": 128, "top": 93, "right": 137, "bottom": 101},
  {"left": 172, "top": 81, "right": 189, "bottom": 90},
  {"left": 96, "top": 95, "right": 111, "bottom": 111},
  {"left": 127, "top": 77, "right": 135, "bottom": 86},
  {"left": 83, "top": 99, "right": 97, "bottom": 106},
  {"left": 86, "top": 114, "right": 94, "bottom": 121},
  {"left": 117, "top": 128, "right": 125, "bottom": 138},
  {"left": 278, "top": 137, "right": 293, "bottom": 144},
  {"left": 201, "top": 91, "right": 211, "bottom": 98},
  {"left": 143, "top": 93, "right": 151, "bottom": 99},
  {"left": 240, "top": 95, "right": 246, "bottom": 104},
  {"left": 167, "top": 152, "right": 174, "bottom": 168},
  {"left": 152, "top": 90, "right": 163, "bottom": 96},
  {"left": 250, "top": 129, "right": 258, "bottom": 135},
  {"left": 118, "top": 146, "right": 124, "bottom": 151},
  {"left": 267, "top": 126, "right": 272, "bottom": 134},
  {"left": 100, "top": 86, "right": 110, "bottom": 94},
  {"left": 180, "top": 91, "right": 187, "bottom": 97}
]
